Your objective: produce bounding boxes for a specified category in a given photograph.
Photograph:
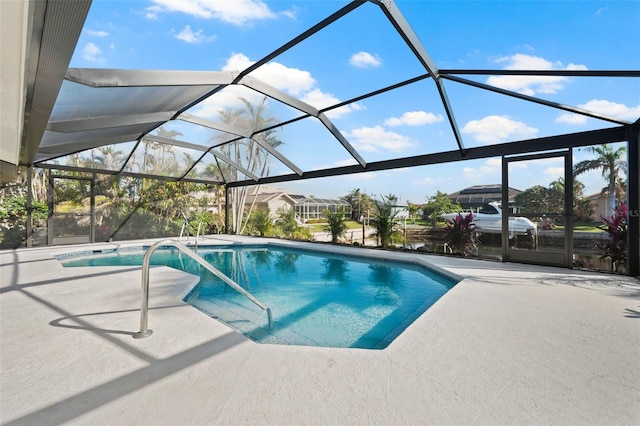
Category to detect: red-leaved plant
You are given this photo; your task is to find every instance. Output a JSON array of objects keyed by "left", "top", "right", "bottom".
[
  {"left": 443, "top": 213, "right": 479, "bottom": 256},
  {"left": 597, "top": 203, "right": 628, "bottom": 270}
]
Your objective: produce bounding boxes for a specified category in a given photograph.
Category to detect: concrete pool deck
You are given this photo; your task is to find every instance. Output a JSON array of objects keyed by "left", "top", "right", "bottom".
[{"left": 1, "top": 236, "right": 639, "bottom": 425}]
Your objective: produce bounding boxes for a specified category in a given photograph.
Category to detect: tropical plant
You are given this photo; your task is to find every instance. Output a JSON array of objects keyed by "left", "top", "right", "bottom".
[
  {"left": 341, "top": 188, "right": 375, "bottom": 221},
  {"left": 323, "top": 208, "right": 348, "bottom": 243},
  {"left": 0, "top": 191, "right": 48, "bottom": 249},
  {"left": 514, "top": 177, "right": 592, "bottom": 220},
  {"left": 371, "top": 194, "right": 401, "bottom": 248},
  {"left": 596, "top": 203, "right": 628, "bottom": 271},
  {"left": 275, "top": 207, "right": 299, "bottom": 238},
  {"left": 443, "top": 213, "right": 479, "bottom": 257},
  {"left": 289, "top": 227, "right": 313, "bottom": 241},
  {"left": 213, "top": 97, "right": 283, "bottom": 234},
  {"left": 422, "top": 191, "right": 461, "bottom": 225},
  {"left": 248, "top": 208, "right": 273, "bottom": 237},
  {"left": 0, "top": 194, "right": 47, "bottom": 222},
  {"left": 573, "top": 144, "right": 627, "bottom": 217},
  {"left": 406, "top": 201, "right": 421, "bottom": 223}
]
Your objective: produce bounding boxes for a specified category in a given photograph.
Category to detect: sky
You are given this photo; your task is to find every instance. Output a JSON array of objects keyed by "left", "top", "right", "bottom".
[{"left": 69, "top": 0, "right": 640, "bottom": 205}]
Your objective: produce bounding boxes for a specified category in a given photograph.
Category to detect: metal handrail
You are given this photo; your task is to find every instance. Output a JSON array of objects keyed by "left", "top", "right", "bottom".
[
  {"left": 179, "top": 215, "right": 189, "bottom": 242},
  {"left": 195, "top": 221, "right": 204, "bottom": 250},
  {"left": 133, "top": 239, "right": 273, "bottom": 339}
]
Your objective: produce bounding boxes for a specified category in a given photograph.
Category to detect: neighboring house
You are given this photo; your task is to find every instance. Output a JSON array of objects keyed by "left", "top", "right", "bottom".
[
  {"left": 291, "top": 195, "right": 351, "bottom": 222},
  {"left": 587, "top": 188, "right": 630, "bottom": 221},
  {"left": 246, "top": 188, "right": 298, "bottom": 219},
  {"left": 190, "top": 190, "right": 224, "bottom": 215},
  {"left": 447, "top": 184, "right": 524, "bottom": 214},
  {"left": 245, "top": 186, "right": 351, "bottom": 223},
  {"left": 587, "top": 191, "right": 610, "bottom": 220}
]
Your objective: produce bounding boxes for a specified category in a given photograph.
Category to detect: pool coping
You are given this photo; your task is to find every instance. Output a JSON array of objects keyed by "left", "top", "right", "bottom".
[{"left": 51, "top": 236, "right": 464, "bottom": 284}]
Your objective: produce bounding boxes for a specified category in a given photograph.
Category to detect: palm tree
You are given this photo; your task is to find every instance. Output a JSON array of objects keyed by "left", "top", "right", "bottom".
[
  {"left": 323, "top": 208, "right": 348, "bottom": 243},
  {"left": 213, "top": 97, "right": 283, "bottom": 234},
  {"left": 573, "top": 144, "right": 627, "bottom": 217},
  {"left": 406, "top": 201, "right": 421, "bottom": 223},
  {"left": 275, "top": 207, "right": 299, "bottom": 238},
  {"left": 342, "top": 188, "right": 374, "bottom": 221},
  {"left": 249, "top": 208, "right": 273, "bottom": 237},
  {"left": 371, "top": 194, "right": 401, "bottom": 248}
]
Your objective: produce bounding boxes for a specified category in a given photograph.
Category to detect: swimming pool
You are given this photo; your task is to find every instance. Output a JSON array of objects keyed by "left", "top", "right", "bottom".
[{"left": 60, "top": 244, "right": 458, "bottom": 349}]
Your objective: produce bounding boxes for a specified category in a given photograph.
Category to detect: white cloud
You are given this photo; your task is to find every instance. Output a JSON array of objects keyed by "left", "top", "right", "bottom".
[
  {"left": 223, "top": 53, "right": 315, "bottom": 96},
  {"left": 578, "top": 99, "right": 640, "bottom": 121},
  {"left": 344, "top": 125, "right": 417, "bottom": 153},
  {"left": 556, "top": 99, "right": 640, "bottom": 125},
  {"left": 146, "top": 0, "right": 279, "bottom": 26},
  {"left": 174, "top": 25, "right": 217, "bottom": 43},
  {"left": 349, "top": 51, "right": 382, "bottom": 68},
  {"left": 334, "top": 159, "right": 358, "bottom": 167},
  {"left": 487, "top": 53, "right": 588, "bottom": 96},
  {"left": 222, "top": 52, "right": 252, "bottom": 71},
  {"left": 190, "top": 52, "right": 313, "bottom": 120},
  {"left": 462, "top": 167, "right": 478, "bottom": 180},
  {"left": 145, "top": 6, "right": 162, "bottom": 20},
  {"left": 462, "top": 159, "right": 503, "bottom": 180},
  {"left": 300, "top": 89, "right": 364, "bottom": 119},
  {"left": 534, "top": 156, "right": 564, "bottom": 165},
  {"left": 544, "top": 167, "right": 564, "bottom": 176},
  {"left": 462, "top": 115, "right": 538, "bottom": 144},
  {"left": 301, "top": 89, "right": 339, "bottom": 108},
  {"left": 384, "top": 111, "right": 444, "bottom": 127},
  {"left": 191, "top": 86, "right": 262, "bottom": 119},
  {"left": 411, "top": 176, "right": 435, "bottom": 186},
  {"left": 331, "top": 102, "right": 365, "bottom": 118},
  {"left": 555, "top": 113, "right": 587, "bottom": 125},
  {"left": 343, "top": 171, "right": 377, "bottom": 181},
  {"left": 484, "top": 158, "right": 501, "bottom": 168},
  {"left": 86, "top": 30, "right": 109, "bottom": 37},
  {"left": 82, "top": 42, "right": 105, "bottom": 63},
  {"left": 217, "top": 53, "right": 363, "bottom": 119},
  {"left": 462, "top": 159, "right": 527, "bottom": 180}
]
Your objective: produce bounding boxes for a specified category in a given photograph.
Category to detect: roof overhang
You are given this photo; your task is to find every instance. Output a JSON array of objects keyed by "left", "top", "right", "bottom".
[{"left": 0, "top": 0, "right": 91, "bottom": 182}]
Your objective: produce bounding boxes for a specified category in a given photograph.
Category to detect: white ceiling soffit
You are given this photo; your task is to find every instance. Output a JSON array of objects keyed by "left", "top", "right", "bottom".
[
  {"left": 0, "top": 0, "right": 32, "bottom": 181},
  {"left": 19, "top": 1, "right": 92, "bottom": 171}
]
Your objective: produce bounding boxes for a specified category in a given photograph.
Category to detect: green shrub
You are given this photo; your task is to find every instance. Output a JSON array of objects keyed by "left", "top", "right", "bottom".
[{"left": 443, "top": 213, "right": 479, "bottom": 256}]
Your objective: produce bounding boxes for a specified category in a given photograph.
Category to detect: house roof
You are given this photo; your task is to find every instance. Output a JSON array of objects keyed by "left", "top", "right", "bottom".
[
  {"left": 294, "top": 197, "right": 351, "bottom": 206},
  {"left": 448, "top": 184, "right": 522, "bottom": 204}
]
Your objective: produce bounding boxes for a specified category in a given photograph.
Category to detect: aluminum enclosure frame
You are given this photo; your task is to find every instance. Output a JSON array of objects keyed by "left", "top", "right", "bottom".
[{"left": 9, "top": 0, "right": 639, "bottom": 274}]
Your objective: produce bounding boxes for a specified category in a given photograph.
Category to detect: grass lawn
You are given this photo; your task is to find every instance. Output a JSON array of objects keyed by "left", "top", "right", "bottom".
[
  {"left": 556, "top": 223, "right": 605, "bottom": 233},
  {"left": 306, "top": 220, "right": 362, "bottom": 233}
]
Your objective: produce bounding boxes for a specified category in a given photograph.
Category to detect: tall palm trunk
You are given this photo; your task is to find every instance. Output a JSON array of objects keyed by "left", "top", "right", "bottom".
[{"left": 608, "top": 171, "right": 616, "bottom": 218}]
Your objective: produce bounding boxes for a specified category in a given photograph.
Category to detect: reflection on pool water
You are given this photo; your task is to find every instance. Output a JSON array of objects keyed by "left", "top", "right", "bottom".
[{"left": 61, "top": 245, "right": 457, "bottom": 349}]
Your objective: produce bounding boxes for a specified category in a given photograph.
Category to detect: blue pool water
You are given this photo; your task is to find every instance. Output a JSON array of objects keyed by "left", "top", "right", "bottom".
[{"left": 61, "top": 245, "right": 457, "bottom": 349}]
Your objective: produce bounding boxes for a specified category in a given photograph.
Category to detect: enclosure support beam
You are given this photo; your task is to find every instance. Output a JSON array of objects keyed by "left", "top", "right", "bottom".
[
  {"left": 228, "top": 126, "right": 627, "bottom": 188},
  {"left": 26, "top": 168, "right": 33, "bottom": 248},
  {"left": 628, "top": 123, "right": 639, "bottom": 276},
  {"left": 47, "top": 171, "right": 54, "bottom": 246},
  {"left": 564, "top": 150, "right": 574, "bottom": 268},
  {"left": 225, "top": 186, "right": 230, "bottom": 234}
]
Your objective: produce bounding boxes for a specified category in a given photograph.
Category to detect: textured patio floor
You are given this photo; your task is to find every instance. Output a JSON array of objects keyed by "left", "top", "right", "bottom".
[{"left": 1, "top": 236, "right": 639, "bottom": 426}]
